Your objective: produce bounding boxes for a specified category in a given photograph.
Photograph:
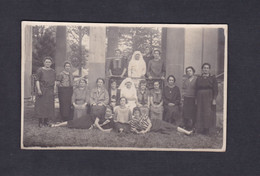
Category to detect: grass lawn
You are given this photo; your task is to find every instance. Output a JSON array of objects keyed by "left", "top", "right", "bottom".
[{"left": 22, "top": 106, "right": 224, "bottom": 150}]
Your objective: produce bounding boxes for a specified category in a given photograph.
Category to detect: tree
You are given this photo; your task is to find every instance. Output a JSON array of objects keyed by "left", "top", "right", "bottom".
[
  {"left": 32, "top": 25, "right": 56, "bottom": 73},
  {"left": 67, "top": 26, "right": 89, "bottom": 76}
]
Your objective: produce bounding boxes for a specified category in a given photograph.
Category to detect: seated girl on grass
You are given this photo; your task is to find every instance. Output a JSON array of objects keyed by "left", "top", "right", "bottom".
[
  {"left": 130, "top": 107, "right": 176, "bottom": 135},
  {"left": 113, "top": 97, "right": 132, "bottom": 133}
]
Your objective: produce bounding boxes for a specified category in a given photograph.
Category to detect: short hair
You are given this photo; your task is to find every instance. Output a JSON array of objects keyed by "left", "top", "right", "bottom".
[
  {"left": 110, "top": 79, "right": 117, "bottom": 85},
  {"left": 185, "top": 66, "right": 196, "bottom": 74},
  {"left": 96, "top": 78, "right": 105, "bottom": 84},
  {"left": 43, "top": 56, "right": 53, "bottom": 63},
  {"left": 119, "top": 96, "right": 128, "bottom": 104},
  {"left": 202, "top": 63, "right": 211, "bottom": 69},
  {"left": 153, "top": 49, "right": 161, "bottom": 55},
  {"left": 153, "top": 80, "right": 160, "bottom": 85},
  {"left": 133, "top": 107, "right": 141, "bottom": 114},
  {"left": 167, "top": 75, "right": 176, "bottom": 83},
  {"left": 79, "top": 78, "right": 87, "bottom": 84},
  {"left": 139, "top": 80, "right": 147, "bottom": 88},
  {"left": 63, "top": 61, "right": 71, "bottom": 68},
  {"left": 115, "top": 49, "right": 122, "bottom": 54}
]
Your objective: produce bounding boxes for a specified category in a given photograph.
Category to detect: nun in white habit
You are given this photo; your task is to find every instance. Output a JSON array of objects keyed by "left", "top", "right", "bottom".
[
  {"left": 128, "top": 51, "right": 146, "bottom": 87},
  {"left": 118, "top": 77, "right": 137, "bottom": 113}
]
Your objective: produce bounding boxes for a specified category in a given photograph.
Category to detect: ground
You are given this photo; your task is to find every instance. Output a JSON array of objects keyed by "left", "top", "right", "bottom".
[{"left": 22, "top": 104, "right": 224, "bottom": 150}]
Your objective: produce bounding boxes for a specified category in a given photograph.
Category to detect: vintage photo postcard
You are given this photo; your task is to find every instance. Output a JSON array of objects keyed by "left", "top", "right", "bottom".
[{"left": 21, "top": 21, "right": 227, "bottom": 151}]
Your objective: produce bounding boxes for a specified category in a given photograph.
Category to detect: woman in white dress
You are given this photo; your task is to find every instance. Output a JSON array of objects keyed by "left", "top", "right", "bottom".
[
  {"left": 118, "top": 77, "right": 137, "bottom": 113},
  {"left": 128, "top": 51, "right": 146, "bottom": 87}
]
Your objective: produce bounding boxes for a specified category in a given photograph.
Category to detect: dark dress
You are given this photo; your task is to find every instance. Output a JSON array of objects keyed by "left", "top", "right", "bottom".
[
  {"left": 34, "top": 67, "right": 56, "bottom": 120},
  {"left": 163, "top": 85, "right": 181, "bottom": 123},
  {"left": 196, "top": 75, "right": 218, "bottom": 131},
  {"left": 143, "top": 54, "right": 154, "bottom": 76},
  {"left": 57, "top": 71, "right": 74, "bottom": 121}
]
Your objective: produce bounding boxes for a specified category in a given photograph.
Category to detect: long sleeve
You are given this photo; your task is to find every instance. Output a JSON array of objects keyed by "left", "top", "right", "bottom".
[
  {"left": 161, "top": 61, "right": 166, "bottom": 77},
  {"left": 103, "top": 89, "right": 109, "bottom": 105},
  {"left": 128, "top": 109, "right": 132, "bottom": 121},
  {"left": 142, "top": 62, "right": 146, "bottom": 77},
  {"left": 128, "top": 61, "right": 133, "bottom": 77},
  {"left": 147, "top": 60, "right": 152, "bottom": 77},
  {"left": 72, "top": 90, "right": 76, "bottom": 103},
  {"left": 212, "top": 76, "right": 218, "bottom": 99},
  {"left": 90, "top": 89, "right": 95, "bottom": 105},
  {"left": 174, "top": 87, "right": 181, "bottom": 105},
  {"left": 163, "top": 87, "right": 170, "bottom": 105}
]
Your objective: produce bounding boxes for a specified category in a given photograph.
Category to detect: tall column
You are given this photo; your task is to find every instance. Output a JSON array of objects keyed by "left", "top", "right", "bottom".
[
  {"left": 184, "top": 28, "right": 203, "bottom": 74},
  {"left": 23, "top": 24, "right": 32, "bottom": 99},
  {"left": 55, "top": 26, "right": 67, "bottom": 74},
  {"left": 165, "top": 28, "right": 185, "bottom": 88},
  {"left": 88, "top": 26, "right": 106, "bottom": 89},
  {"left": 202, "top": 28, "right": 219, "bottom": 75}
]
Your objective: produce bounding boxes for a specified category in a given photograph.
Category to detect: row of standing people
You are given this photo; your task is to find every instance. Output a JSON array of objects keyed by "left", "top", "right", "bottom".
[{"left": 34, "top": 56, "right": 218, "bottom": 135}]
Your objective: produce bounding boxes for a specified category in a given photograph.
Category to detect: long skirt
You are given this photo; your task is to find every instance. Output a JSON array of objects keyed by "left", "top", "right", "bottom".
[
  {"left": 182, "top": 97, "right": 196, "bottom": 129},
  {"left": 67, "top": 115, "right": 93, "bottom": 129},
  {"left": 58, "top": 87, "right": 73, "bottom": 121},
  {"left": 114, "top": 122, "right": 130, "bottom": 133},
  {"left": 196, "top": 89, "right": 216, "bottom": 130},
  {"left": 163, "top": 105, "right": 180, "bottom": 124},
  {"left": 74, "top": 106, "right": 87, "bottom": 119},
  {"left": 35, "top": 86, "right": 55, "bottom": 120},
  {"left": 150, "top": 105, "right": 163, "bottom": 120},
  {"left": 150, "top": 119, "right": 176, "bottom": 134}
]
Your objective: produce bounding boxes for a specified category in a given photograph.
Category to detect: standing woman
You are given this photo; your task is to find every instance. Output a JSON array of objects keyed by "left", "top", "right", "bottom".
[
  {"left": 128, "top": 51, "right": 146, "bottom": 87},
  {"left": 150, "top": 81, "right": 164, "bottom": 120},
  {"left": 181, "top": 66, "right": 197, "bottom": 131},
  {"left": 90, "top": 78, "right": 109, "bottom": 118},
  {"left": 163, "top": 75, "right": 181, "bottom": 124},
  {"left": 196, "top": 63, "right": 218, "bottom": 134},
  {"left": 35, "top": 57, "right": 56, "bottom": 127},
  {"left": 72, "top": 78, "right": 89, "bottom": 119},
  {"left": 56, "top": 61, "right": 74, "bottom": 121}
]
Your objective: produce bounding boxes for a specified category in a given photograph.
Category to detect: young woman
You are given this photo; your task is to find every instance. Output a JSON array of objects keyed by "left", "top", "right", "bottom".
[
  {"left": 150, "top": 81, "right": 163, "bottom": 120},
  {"left": 35, "top": 57, "right": 56, "bottom": 127},
  {"left": 118, "top": 77, "right": 137, "bottom": 112},
  {"left": 181, "top": 66, "right": 197, "bottom": 131},
  {"left": 51, "top": 107, "right": 113, "bottom": 132},
  {"left": 113, "top": 97, "right": 132, "bottom": 133},
  {"left": 136, "top": 80, "right": 150, "bottom": 116},
  {"left": 90, "top": 78, "right": 109, "bottom": 118},
  {"left": 108, "top": 79, "right": 121, "bottom": 111},
  {"left": 130, "top": 107, "right": 176, "bottom": 135},
  {"left": 163, "top": 75, "right": 181, "bottom": 124},
  {"left": 147, "top": 49, "right": 166, "bottom": 79},
  {"left": 56, "top": 61, "right": 74, "bottom": 121},
  {"left": 196, "top": 63, "right": 218, "bottom": 134},
  {"left": 72, "top": 78, "right": 89, "bottom": 119}
]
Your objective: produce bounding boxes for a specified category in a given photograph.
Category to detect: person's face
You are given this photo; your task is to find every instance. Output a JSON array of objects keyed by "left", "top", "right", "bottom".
[
  {"left": 97, "top": 79, "right": 104, "bottom": 87},
  {"left": 120, "top": 98, "right": 126, "bottom": 106},
  {"left": 115, "top": 51, "right": 121, "bottom": 57},
  {"left": 126, "top": 82, "right": 132, "bottom": 89},
  {"left": 168, "top": 77, "right": 175, "bottom": 85},
  {"left": 111, "top": 82, "right": 117, "bottom": 89},
  {"left": 145, "top": 48, "right": 150, "bottom": 54},
  {"left": 135, "top": 54, "right": 140, "bottom": 60},
  {"left": 64, "top": 64, "right": 71, "bottom": 72},
  {"left": 44, "top": 59, "right": 52, "bottom": 68},
  {"left": 202, "top": 65, "right": 210, "bottom": 74},
  {"left": 105, "top": 108, "right": 112, "bottom": 117},
  {"left": 140, "top": 83, "right": 146, "bottom": 90},
  {"left": 153, "top": 51, "right": 160, "bottom": 59},
  {"left": 154, "top": 82, "right": 160, "bottom": 90},
  {"left": 186, "top": 68, "right": 194, "bottom": 77},
  {"left": 134, "top": 110, "right": 141, "bottom": 118},
  {"left": 79, "top": 80, "right": 86, "bottom": 87}
]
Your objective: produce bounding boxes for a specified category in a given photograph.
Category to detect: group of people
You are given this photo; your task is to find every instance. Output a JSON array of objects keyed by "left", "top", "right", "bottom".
[{"left": 34, "top": 48, "right": 218, "bottom": 135}]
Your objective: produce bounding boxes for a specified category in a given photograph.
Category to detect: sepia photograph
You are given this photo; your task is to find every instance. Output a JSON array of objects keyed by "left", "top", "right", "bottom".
[{"left": 21, "top": 21, "right": 227, "bottom": 151}]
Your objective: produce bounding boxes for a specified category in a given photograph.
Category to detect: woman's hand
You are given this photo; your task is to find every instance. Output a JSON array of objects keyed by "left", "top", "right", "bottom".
[
  {"left": 38, "top": 89, "right": 42, "bottom": 96},
  {"left": 212, "top": 99, "right": 216, "bottom": 105},
  {"left": 168, "top": 103, "right": 175, "bottom": 106}
]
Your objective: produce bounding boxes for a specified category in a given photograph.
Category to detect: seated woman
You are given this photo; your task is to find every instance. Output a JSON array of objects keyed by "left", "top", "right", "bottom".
[
  {"left": 118, "top": 77, "right": 137, "bottom": 112},
  {"left": 163, "top": 75, "right": 181, "bottom": 124},
  {"left": 150, "top": 81, "right": 163, "bottom": 120},
  {"left": 130, "top": 107, "right": 176, "bottom": 135},
  {"left": 90, "top": 78, "right": 109, "bottom": 118},
  {"left": 51, "top": 106, "right": 113, "bottom": 132},
  {"left": 113, "top": 97, "right": 132, "bottom": 133},
  {"left": 108, "top": 79, "right": 121, "bottom": 111},
  {"left": 72, "top": 78, "right": 89, "bottom": 119},
  {"left": 136, "top": 80, "right": 150, "bottom": 116}
]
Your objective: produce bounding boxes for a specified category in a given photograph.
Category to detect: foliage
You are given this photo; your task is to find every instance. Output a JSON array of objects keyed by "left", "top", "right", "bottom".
[
  {"left": 118, "top": 27, "right": 162, "bottom": 53},
  {"left": 32, "top": 26, "right": 56, "bottom": 73}
]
